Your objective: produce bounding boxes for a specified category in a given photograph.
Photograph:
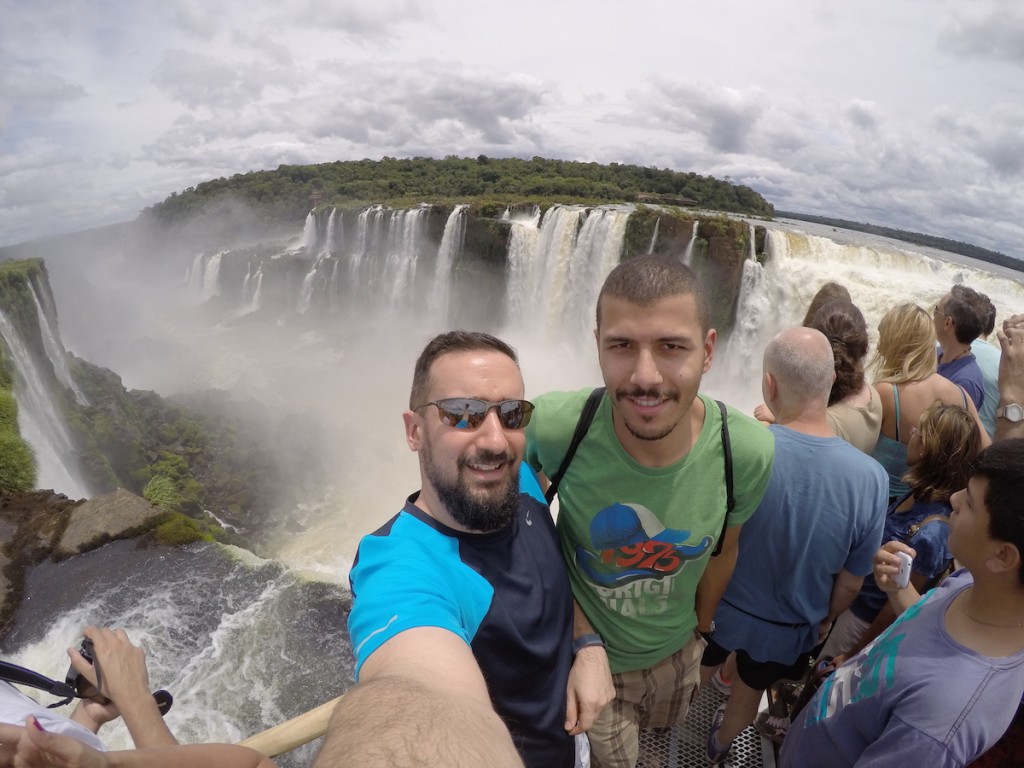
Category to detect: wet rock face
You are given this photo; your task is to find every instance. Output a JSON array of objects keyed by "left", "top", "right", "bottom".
[
  {"left": 55, "top": 488, "right": 165, "bottom": 559},
  {"left": 0, "top": 488, "right": 166, "bottom": 638}
]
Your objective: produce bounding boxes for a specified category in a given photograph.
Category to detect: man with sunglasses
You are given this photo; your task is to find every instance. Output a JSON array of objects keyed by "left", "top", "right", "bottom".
[
  {"left": 319, "top": 331, "right": 601, "bottom": 768},
  {"left": 526, "top": 256, "right": 775, "bottom": 768}
]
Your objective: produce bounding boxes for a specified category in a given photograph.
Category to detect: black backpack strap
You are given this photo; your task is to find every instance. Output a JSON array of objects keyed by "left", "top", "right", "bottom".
[
  {"left": 712, "top": 400, "right": 735, "bottom": 557},
  {"left": 0, "top": 661, "right": 77, "bottom": 706},
  {"left": 545, "top": 387, "right": 605, "bottom": 504}
]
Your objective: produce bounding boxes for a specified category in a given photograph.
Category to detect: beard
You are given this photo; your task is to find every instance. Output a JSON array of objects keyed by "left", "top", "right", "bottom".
[
  {"left": 614, "top": 386, "right": 683, "bottom": 441},
  {"left": 426, "top": 448, "right": 520, "bottom": 533}
]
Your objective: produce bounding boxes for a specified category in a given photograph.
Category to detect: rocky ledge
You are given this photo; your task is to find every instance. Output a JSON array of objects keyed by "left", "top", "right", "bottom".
[{"left": 0, "top": 488, "right": 166, "bottom": 637}]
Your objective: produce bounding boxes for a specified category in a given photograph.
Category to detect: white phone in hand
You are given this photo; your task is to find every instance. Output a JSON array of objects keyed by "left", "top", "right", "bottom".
[{"left": 894, "top": 551, "right": 913, "bottom": 589}]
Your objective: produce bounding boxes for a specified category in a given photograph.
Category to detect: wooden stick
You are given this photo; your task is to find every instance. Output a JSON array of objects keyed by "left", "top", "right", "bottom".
[{"left": 237, "top": 695, "right": 343, "bottom": 758}]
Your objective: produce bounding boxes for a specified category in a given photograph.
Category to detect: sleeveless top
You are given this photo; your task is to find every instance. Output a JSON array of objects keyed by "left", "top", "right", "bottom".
[
  {"left": 870, "top": 382, "right": 968, "bottom": 500},
  {"left": 871, "top": 383, "right": 910, "bottom": 499},
  {"left": 827, "top": 385, "right": 883, "bottom": 455}
]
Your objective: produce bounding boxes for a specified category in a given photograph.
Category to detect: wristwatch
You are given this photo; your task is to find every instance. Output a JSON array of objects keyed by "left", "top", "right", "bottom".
[{"left": 997, "top": 403, "right": 1024, "bottom": 422}]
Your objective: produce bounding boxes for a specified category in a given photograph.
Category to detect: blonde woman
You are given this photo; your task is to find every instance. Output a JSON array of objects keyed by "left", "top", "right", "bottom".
[{"left": 869, "top": 303, "right": 989, "bottom": 500}]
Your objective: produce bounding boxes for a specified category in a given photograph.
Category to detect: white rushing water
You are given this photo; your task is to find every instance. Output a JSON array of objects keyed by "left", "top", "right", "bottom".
[
  {"left": 29, "top": 285, "right": 87, "bottom": 405},
  {"left": 0, "top": 309, "right": 89, "bottom": 497},
  {"left": 9, "top": 204, "right": 1023, "bottom": 762}
]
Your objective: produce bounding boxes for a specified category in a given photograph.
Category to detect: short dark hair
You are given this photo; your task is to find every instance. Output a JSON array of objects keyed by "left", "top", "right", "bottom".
[
  {"left": 410, "top": 331, "right": 519, "bottom": 409},
  {"left": 981, "top": 295, "right": 997, "bottom": 337},
  {"left": 945, "top": 285, "right": 986, "bottom": 344},
  {"left": 808, "top": 300, "right": 868, "bottom": 406},
  {"left": 972, "top": 439, "right": 1024, "bottom": 585},
  {"left": 596, "top": 256, "right": 709, "bottom": 332}
]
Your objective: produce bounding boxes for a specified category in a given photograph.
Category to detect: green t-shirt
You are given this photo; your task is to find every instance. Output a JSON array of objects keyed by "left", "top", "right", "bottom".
[{"left": 526, "top": 389, "right": 774, "bottom": 674}]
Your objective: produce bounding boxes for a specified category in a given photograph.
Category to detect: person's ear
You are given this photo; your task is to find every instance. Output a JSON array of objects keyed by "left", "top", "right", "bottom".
[
  {"left": 988, "top": 541, "right": 1022, "bottom": 578},
  {"left": 762, "top": 371, "right": 778, "bottom": 404},
  {"left": 403, "top": 410, "right": 422, "bottom": 452},
  {"left": 703, "top": 328, "right": 717, "bottom": 373}
]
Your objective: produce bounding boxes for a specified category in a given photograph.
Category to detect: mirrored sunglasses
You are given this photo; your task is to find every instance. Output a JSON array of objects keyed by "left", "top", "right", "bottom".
[{"left": 415, "top": 398, "right": 535, "bottom": 430}]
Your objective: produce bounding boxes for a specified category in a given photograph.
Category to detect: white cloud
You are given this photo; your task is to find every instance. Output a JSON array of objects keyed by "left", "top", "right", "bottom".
[
  {"left": 940, "top": 5, "right": 1024, "bottom": 67},
  {"left": 0, "top": 0, "right": 1022, "bottom": 257}
]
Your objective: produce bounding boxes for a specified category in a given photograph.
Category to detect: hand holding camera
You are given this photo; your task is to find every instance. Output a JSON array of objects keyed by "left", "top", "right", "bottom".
[
  {"left": 873, "top": 541, "right": 917, "bottom": 594},
  {"left": 65, "top": 630, "right": 172, "bottom": 718}
]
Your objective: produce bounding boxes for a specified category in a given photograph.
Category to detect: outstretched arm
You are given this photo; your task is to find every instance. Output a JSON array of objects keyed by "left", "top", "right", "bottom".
[
  {"left": 67, "top": 627, "right": 176, "bottom": 748},
  {"left": 1, "top": 719, "right": 274, "bottom": 768},
  {"left": 313, "top": 627, "right": 523, "bottom": 768}
]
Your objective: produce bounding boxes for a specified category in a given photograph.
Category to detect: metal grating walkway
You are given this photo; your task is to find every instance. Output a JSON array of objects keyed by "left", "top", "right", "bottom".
[{"left": 636, "top": 684, "right": 776, "bottom": 768}]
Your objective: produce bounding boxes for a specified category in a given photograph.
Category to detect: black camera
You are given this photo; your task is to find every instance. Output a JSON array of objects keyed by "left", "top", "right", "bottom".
[
  {"left": 64, "top": 635, "right": 173, "bottom": 715},
  {"left": 65, "top": 637, "right": 106, "bottom": 701}
]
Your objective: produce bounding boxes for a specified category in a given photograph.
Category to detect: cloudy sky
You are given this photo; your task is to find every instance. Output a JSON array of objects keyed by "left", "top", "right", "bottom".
[{"left": 2, "top": 0, "right": 1023, "bottom": 256}]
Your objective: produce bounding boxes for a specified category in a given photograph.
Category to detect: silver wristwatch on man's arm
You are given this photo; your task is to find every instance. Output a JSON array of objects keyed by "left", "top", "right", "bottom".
[{"left": 996, "top": 403, "right": 1024, "bottom": 423}]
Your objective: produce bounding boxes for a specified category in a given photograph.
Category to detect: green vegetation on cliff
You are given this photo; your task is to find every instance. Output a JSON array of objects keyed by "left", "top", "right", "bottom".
[
  {"left": 143, "top": 156, "right": 775, "bottom": 228},
  {"left": 0, "top": 260, "right": 43, "bottom": 493}
]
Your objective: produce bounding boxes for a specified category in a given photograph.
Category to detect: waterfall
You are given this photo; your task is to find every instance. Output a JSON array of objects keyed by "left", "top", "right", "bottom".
[
  {"left": 683, "top": 221, "right": 699, "bottom": 265},
  {"left": 329, "top": 261, "right": 339, "bottom": 309},
  {"left": 0, "top": 309, "right": 88, "bottom": 497},
  {"left": 296, "top": 268, "right": 317, "bottom": 314},
  {"left": 384, "top": 208, "right": 424, "bottom": 304},
  {"left": 29, "top": 286, "right": 87, "bottom": 405},
  {"left": 503, "top": 205, "right": 630, "bottom": 344},
  {"left": 505, "top": 209, "right": 543, "bottom": 332},
  {"left": 347, "top": 206, "right": 379, "bottom": 283},
  {"left": 299, "top": 211, "right": 317, "bottom": 251},
  {"left": 202, "top": 251, "right": 224, "bottom": 300},
  {"left": 324, "top": 208, "right": 339, "bottom": 257},
  {"left": 647, "top": 217, "right": 660, "bottom": 255},
  {"left": 562, "top": 208, "right": 631, "bottom": 340},
  {"left": 748, "top": 223, "right": 756, "bottom": 262},
  {"left": 705, "top": 256, "right": 770, "bottom": 410},
  {"left": 248, "top": 266, "right": 264, "bottom": 312},
  {"left": 187, "top": 252, "right": 206, "bottom": 291},
  {"left": 512, "top": 206, "right": 584, "bottom": 339},
  {"left": 430, "top": 205, "right": 468, "bottom": 319}
]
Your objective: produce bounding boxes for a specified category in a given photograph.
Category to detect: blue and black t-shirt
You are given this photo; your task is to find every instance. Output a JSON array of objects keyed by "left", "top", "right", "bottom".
[{"left": 348, "top": 466, "right": 574, "bottom": 768}]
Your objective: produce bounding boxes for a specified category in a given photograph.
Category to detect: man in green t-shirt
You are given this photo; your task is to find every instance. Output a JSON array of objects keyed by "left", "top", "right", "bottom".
[{"left": 526, "top": 256, "right": 775, "bottom": 768}]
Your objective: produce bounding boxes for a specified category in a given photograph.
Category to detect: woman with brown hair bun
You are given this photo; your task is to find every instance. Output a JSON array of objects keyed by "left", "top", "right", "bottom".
[
  {"left": 799, "top": 281, "right": 852, "bottom": 328},
  {"left": 809, "top": 299, "right": 881, "bottom": 454}
]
